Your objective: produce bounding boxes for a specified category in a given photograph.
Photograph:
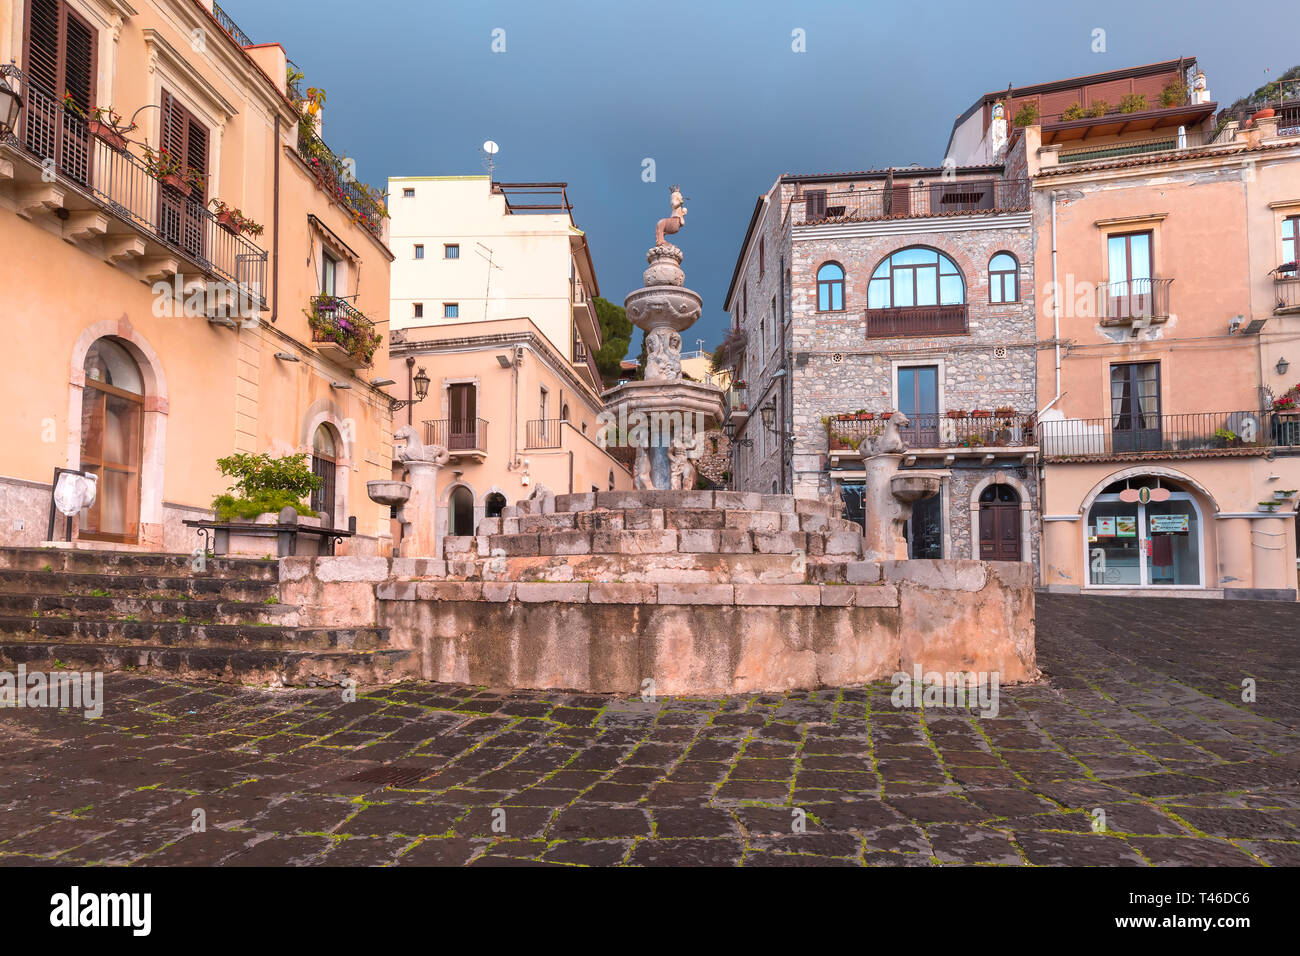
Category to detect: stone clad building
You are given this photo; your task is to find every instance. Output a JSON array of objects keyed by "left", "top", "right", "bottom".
[{"left": 722, "top": 137, "right": 1041, "bottom": 566}]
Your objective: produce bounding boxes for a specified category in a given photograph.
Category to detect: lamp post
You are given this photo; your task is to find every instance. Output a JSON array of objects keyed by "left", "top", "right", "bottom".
[
  {"left": 0, "top": 74, "right": 24, "bottom": 138},
  {"left": 390, "top": 357, "right": 429, "bottom": 415},
  {"left": 1277, "top": 356, "right": 1290, "bottom": 377}
]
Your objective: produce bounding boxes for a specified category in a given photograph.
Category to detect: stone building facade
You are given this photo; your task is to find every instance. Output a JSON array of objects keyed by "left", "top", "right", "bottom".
[{"left": 723, "top": 141, "right": 1041, "bottom": 566}]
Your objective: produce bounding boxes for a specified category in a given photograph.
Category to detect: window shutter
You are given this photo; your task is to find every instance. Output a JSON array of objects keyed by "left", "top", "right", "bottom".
[
  {"left": 805, "top": 189, "right": 827, "bottom": 220},
  {"left": 62, "top": 11, "right": 94, "bottom": 113},
  {"left": 890, "top": 184, "right": 911, "bottom": 217},
  {"left": 25, "top": 0, "right": 61, "bottom": 95}
]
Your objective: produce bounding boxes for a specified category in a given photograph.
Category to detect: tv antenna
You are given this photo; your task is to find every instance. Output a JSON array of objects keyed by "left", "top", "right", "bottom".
[
  {"left": 475, "top": 242, "right": 504, "bottom": 321},
  {"left": 481, "top": 140, "right": 499, "bottom": 176}
]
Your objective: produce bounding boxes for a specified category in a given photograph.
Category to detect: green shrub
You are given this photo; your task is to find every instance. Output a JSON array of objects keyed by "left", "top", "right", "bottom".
[
  {"left": 1012, "top": 103, "right": 1039, "bottom": 127},
  {"left": 211, "top": 453, "right": 322, "bottom": 520},
  {"left": 1119, "top": 93, "right": 1149, "bottom": 114},
  {"left": 1160, "top": 81, "right": 1185, "bottom": 108},
  {"left": 1087, "top": 100, "right": 1111, "bottom": 118},
  {"left": 1062, "top": 103, "right": 1085, "bottom": 121}
]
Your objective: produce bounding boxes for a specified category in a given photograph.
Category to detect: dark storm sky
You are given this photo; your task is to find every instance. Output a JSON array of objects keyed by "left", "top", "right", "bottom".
[{"left": 224, "top": 0, "right": 1294, "bottom": 358}]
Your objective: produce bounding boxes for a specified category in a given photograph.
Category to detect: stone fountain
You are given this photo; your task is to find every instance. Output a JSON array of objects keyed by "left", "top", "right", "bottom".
[
  {"left": 601, "top": 186, "right": 725, "bottom": 489},
  {"left": 367, "top": 425, "right": 448, "bottom": 558}
]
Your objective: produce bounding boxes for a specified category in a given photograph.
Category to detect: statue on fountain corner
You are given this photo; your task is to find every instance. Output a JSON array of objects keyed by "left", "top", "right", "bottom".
[
  {"left": 645, "top": 327, "right": 682, "bottom": 381},
  {"left": 668, "top": 432, "right": 707, "bottom": 491},
  {"left": 394, "top": 425, "right": 449, "bottom": 466},
  {"left": 654, "top": 184, "right": 688, "bottom": 247},
  {"left": 863, "top": 411, "right": 910, "bottom": 457}
]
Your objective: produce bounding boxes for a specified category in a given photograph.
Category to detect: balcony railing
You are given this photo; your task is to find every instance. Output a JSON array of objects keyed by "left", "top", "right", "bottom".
[
  {"left": 1098, "top": 277, "right": 1173, "bottom": 325},
  {"left": 425, "top": 418, "right": 489, "bottom": 454},
  {"left": 2, "top": 65, "right": 267, "bottom": 303},
  {"left": 793, "top": 179, "right": 1030, "bottom": 225},
  {"left": 1273, "top": 274, "right": 1300, "bottom": 314},
  {"left": 1058, "top": 135, "right": 1197, "bottom": 164},
  {"left": 1037, "top": 410, "right": 1278, "bottom": 460},
  {"left": 211, "top": 2, "right": 254, "bottom": 47},
  {"left": 297, "top": 129, "right": 388, "bottom": 241},
  {"left": 725, "top": 387, "right": 750, "bottom": 415},
  {"left": 307, "top": 295, "right": 380, "bottom": 368},
  {"left": 827, "top": 412, "right": 1035, "bottom": 452},
  {"left": 866, "top": 305, "right": 968, "bottom": 338},
  {"left": 526, "top": 418, "right": 564, "bottom": 449}
]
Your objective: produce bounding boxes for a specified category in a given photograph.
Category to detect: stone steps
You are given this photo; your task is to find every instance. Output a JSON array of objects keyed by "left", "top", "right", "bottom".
[
  {"left": 0, "top": 547, "right": 412, "bottom": 687},
  {"left": 0, "top": 617, "right": 391, "bottom": 651},
  {"left": 0, "top": 568, "right": 279, "bottom": 602},
  {"left": 0, "top": 547, "right": 279, "bottom": 581},
  {"left": 0, "top": 639, "right": 412, "bottom": 687},
  {"left": 0, "top": 592, "right": 298, "bottom": 625}
]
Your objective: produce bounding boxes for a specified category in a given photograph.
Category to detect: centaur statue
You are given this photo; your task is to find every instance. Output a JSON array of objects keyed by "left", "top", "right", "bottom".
[{"left": 654, "top": 184, "right": 688, "bottom": 246}]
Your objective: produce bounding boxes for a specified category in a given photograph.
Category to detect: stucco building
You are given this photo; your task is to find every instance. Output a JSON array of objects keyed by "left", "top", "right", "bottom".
[
  {"left": 0, "top": 0, "right": 396, "bottom": 553},
  {"left": 721, "top": 142, "right": 1041, "bottom": 565},
  {"left": 386, "top": 177, "right": 631, "bottom": 541},
  {"left": 950, "top": 57, "right": 1300, "bottom": 598}
]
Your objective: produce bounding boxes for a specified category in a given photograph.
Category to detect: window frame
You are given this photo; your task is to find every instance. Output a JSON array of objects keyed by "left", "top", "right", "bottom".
[
  {"left": 443, "top": 303, "right": 458, "bottom": 319},
  {"left": 413, "top": 302, "right": 423, "bottom": 319},
  {"left": 988, "top": 252, "right": 1020, "bottom": 304},
  {"left": 444, "top": 243, "right": 460, "bottom": 259},
  {"left": 1282, "top": 215, "right": 1299, "bottom": 265},
  {"left": 867, "top": 247, "right": 966, "bottom": 310},
  {"left": 816, "top": 261, "right": 846, "bottom": 313},
  {"left": 414, "top": 244, "right": 424, "bottom": 259}
]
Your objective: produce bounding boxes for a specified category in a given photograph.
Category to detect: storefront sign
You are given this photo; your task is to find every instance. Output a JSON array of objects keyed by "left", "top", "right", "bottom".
[
  {"left": 1149, "top": 514, "right": 1189, "bottom": 534},
  {"left": 1116, "top": 516, "right": 1138, "bottom": 537},
  {"left": 1096, "top": 516, "right": 1116, "bottom": 537}
]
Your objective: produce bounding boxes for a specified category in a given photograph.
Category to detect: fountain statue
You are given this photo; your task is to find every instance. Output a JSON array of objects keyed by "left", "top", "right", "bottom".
[
  {"left": 601, "top": 185, "right": 725, "bottom": 489},
  {"left": 367, "top": 426, "right": 450, "bottom": 557}
]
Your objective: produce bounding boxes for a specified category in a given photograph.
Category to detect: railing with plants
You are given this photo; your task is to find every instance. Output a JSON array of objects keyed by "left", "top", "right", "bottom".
[
  {"left": 2, "top": 65, "right": 267, "bottom": 301},
  {"left": 725, "top": 385, "right": 749, "bottom": 414},
  {"left": 1037, "top": 410, "right": 1275, "bottom": 459},
  {"left": 792, "top": 179, "right": 1030, "bottom": 225},
  {"left": 1273, "top": 268, "right": 1300, "bottom": 313},
  {"left": 823, "top": 411, "right": 1036, "bottom": 452},
  {"left": 306, "top": 295, "right": 382, "bottom": 367},
  {"left": 1014, "top": 81, "right": 1194, "bottom": 128}
]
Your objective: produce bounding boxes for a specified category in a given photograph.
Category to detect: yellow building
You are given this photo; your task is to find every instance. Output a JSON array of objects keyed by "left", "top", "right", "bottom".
[
  {"left": 0, "top": 0, "right": 396, "bottom": 554},
  {"left": 386, "top": 177, "right": 631, "bottom": 538}
]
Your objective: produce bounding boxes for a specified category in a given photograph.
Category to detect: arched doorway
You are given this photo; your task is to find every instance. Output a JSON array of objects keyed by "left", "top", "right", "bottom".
[
  {"left": 310, "top": 424, "right": 339, "bottom": 524},
  {"left": 484, "top": 492, "right": 506, "bottom": 518},
  {"left": 978, "top": 484, "right": 1021, "bottom": 561},
  {"left": 1086, "top": 475, "right": 1203, "bottom": 587},
  {"left": 449, "top": 485, "right": 475, "bottom": 536},
  {"left": 79, "top": 338, "right": 144, "bottom": 542}
]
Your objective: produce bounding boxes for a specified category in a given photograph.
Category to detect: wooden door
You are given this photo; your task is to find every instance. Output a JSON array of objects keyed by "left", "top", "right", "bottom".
[
  {"left": 448, "top": 384, "right": 477, "bottom": 449},
  {"left": 978, "top": 486, "right": 1021, "bottom": 561},
  {"left": 79, "top": 382, "right": 142, "bottom": 543}
]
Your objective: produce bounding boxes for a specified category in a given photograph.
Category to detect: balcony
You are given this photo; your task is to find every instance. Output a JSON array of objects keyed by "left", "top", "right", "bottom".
[
  {"left": 1, "top": 65, "right": 267, "bottom": 308},
  {"left": 793, "top": 179, "right": 1029, "bottom": 225},
  {"left": 296, "top": 129, "right": 388, "bottom": 241},
  {"left": 424, "top": 418, "right": 489, "bottom": 459},
  {"left": 572, "top": 339, "right": 602, "bottom": 389},
  {"left": 526, "top": 419, "right": 564, "bottom": 449},
  {"left": 724, "top": 386, "right": 750, "bottom": 426},
  {"left": 306, "top": 295, "right": 381, "bottom": 369},
  {"left": 826, "top": 412, "right": 1037, "bottom": 465},
  {"left": 866, "top": 305, "right": 968, "bottom": 338},
  {"left": 1038, "top": 410, "right": 1280, "bottom": 461},
  {"left": 1098, "top": 277, "right": 1173, "bottom": 326},
  {"left": 1273, "top": 272, "right": 1300, "bottom": 314}
]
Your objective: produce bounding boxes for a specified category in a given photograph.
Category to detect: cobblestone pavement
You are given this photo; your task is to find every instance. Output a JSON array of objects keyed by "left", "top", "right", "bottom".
[{"left": 1, "top": 594, "right": 1298, "bottom": 866}]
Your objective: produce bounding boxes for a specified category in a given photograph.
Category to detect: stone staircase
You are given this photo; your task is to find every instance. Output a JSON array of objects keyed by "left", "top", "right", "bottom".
[{"left": 0, "top": 548, "right": 413, "bottom": 686}]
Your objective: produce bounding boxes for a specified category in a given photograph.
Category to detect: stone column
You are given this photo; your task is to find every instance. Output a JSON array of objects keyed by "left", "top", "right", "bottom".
[
  {"left": 401, "top": 459, "right": 442, "bottom": 558},
  {"left": 862, "top": 454, "right": 906, "bottom": 562}
]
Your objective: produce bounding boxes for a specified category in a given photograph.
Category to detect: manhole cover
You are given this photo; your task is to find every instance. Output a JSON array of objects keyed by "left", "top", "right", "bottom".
[{"left": 342, "top": 766, "right": 432, "bottom": 787}]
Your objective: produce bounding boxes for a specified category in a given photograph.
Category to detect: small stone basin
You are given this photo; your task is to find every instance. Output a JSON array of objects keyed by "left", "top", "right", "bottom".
[
  {"left": 367, "top": 480, "right": 411, "bottom": 507},
  {"left": 891, "top": 473, "right": 942, "bottom": 503}
]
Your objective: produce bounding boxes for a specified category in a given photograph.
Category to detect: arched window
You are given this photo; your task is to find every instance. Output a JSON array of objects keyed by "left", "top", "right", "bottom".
[
  {"left": 816, "top": 262, "right": 845, "bottom": 311},
  {"left": 867, "top": 248, "right": 965, "bottom": 309},
  {"left": 310, "top": 424, "right": 339, "bottom": 520},
  {"left": 484, "top": 492, "right": 506, "bottom": 518},
  {"left": 989, "top": 252, "right": 1019, "bottom": 303}
]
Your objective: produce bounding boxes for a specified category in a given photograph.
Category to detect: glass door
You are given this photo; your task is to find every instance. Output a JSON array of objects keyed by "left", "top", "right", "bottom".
[
  {"left": 1111, "top": 362, "right": 1162, "bottom": 453},
  {"left": 1107, "top": 231, "right": 1153, "bottom": 320},
  {"left": 897, "top": 365, "right": 939, "bottom": 447},
  {"left": 1088, "top": 492, "right": 1201, "bottom": 587},
  {"left": 79, "top": 384, "right": 143, "bottom": 542}
]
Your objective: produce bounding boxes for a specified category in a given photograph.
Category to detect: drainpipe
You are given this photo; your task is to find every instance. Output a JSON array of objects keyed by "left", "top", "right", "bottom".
[
  {"left": 270, "top": 114, "right": 280, "bottom": 325},
  {"left": 1038, "top": 190, "right": 1062, "bottom": 417}
]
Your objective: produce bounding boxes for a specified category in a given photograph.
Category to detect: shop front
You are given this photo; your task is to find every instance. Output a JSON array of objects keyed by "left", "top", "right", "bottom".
[{"left": 1086, "top": 477, "right": 1203, "bottom": 588}]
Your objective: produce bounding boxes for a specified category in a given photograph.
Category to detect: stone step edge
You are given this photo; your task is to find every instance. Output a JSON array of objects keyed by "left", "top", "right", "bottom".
[
  {"left": 378, "top": 580, "right": 900, "bottom": 608},
  {"left": 0, "top": 618, "right": 391, "bottom": 640},
  {"left": 0, "top": 594, "right": 298, "bottom": 616}
]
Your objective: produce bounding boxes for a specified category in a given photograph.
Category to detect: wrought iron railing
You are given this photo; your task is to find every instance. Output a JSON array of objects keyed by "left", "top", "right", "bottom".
[
  {"left": 211, "top": 3, "right": 254, "bottom": 47},
  {"left": 1059, "top": 135, "right": 1197, "bottom": 164},
  {"left": 1273, "top": 274, "right": 1300, "bottom": 313},
  {"left": 866, "top": 304, "right": 969, "bottom": 338},
  {"left": 424, "top": 418, "right": 488, "bottom": 453},
  {"left": 1098, "top": 277, "right": 1174, "bottom": 324},
  {"left": 1037, "top": 410, "right": 1275, "bottom": 459},
  {"left": 826, "top": 412, "right": 1035, "bottom": 452},
  {"left": 2, "top": 65, "right": 267, "bottom": 303},
  {"left": 793, "top": 179, "right": 1030, "bottom": 225},
  {"left": 307, "top": 295, "right": 379, "bottom": 366},
  {"left": 526, "top": 419, "right": 564, "bottom": 449},
  {"left": 725, "top": 387, "right": 750, "bottom": 414},
  {"left": 297, "top": 128, "right": 387, "bottom": 240}
]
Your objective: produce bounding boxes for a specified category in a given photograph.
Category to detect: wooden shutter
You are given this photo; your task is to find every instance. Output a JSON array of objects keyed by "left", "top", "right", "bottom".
[
  {"left": 890, "top": 184, "right": 911, "bottom": 217},
  {"left": 22, "top": 0, "right": 95, "bottom": 181},
  {"left": 159, "top": 90, "right": 208, "bottom": 259},
  {"left": 805, "top": 189, "right": 827, "bottom": 221}
]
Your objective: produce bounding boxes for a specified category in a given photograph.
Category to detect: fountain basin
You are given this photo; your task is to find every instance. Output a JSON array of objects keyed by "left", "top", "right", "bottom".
[
  {"left": 367, "top": 480, "right": 411, "bottom": 508},
  {"left": 891, "top": 473, "right": 942, "bottom": 503},
  {"left": 624, "top": 286, "right": 703, "bottom": 333}
]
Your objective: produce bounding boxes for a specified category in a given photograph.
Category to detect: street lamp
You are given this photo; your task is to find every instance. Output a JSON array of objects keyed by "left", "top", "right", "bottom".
[
  {"left": 722, "top": 420, "right": 735, "bottom": 439},
  {"left": 389, "top": 360, "right": 430, "bottom": 412},
  {"left": 760, "top": 402, "right": 776, "bottom": 432},
  {"left": 0, "top": 75, "right": 23, "bottom": 137},
  {"left": 1277, "top": 356, "right": 1290, "bottom": 377}
]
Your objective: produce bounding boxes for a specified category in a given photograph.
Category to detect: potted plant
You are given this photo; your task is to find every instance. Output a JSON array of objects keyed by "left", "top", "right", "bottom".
[
  {"left": 1012, "top": 103, "right": 1039, "bottom": 128},
  {"left": 732, "top": 379, "right": 748, "bottom": 390},
  {"left": 855, "top": 409, "right": 872, "bottom": 420},
  {"left": 946, "top": 409, "right": 967, "bottom": 419},
  {"left": 1212, "top": 427, "right": 1240, "bottom": 447},
  {"left": 1087, "top": 100, "right": 1111, "bottom": 118},
  {"left": 1272, "top": 394, "right": 1299, "bottom": 416},
  {"left": 209, "top": 199, "right": 265, "bottom": 238},
  {"left": 1258, "top": 500, "right": 1281, "bottom": 513},
  {"left": 305, "top": 295, "right": 382, "bottom": 368},
  {"left": 971, "top": 409, "right": 992, "bottom": 419},
  {"left": 1160, "top": 81, "right": 1185, "bottom": 109},
  {"left": 142, "top": 146, "right": 192, "bottom": 196},
  {"left": 1273, "top": 489, "right": 1297, "bottom": 500},
  {"left": 994, "top": 406, "right": 1015, "bottom": 417},
  {"left": 210, "top": 453, "right": 326, "bottom": 556},
  {"left": 1062, "top": 103, "right": 1085, "bottom": 121},
  {"left": 86, "top": 107, "right": 137, "bottom": 151},
  {"left": 1119, "top": 93, "right": 1149, "bottom": 114}
]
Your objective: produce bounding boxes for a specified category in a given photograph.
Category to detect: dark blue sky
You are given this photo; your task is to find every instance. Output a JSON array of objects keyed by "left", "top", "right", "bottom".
[{"left": 226, "top": 0, "right": 1294, "bottom": 357}]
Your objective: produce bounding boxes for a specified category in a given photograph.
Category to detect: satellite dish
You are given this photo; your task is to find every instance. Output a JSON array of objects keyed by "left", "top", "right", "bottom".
[{"left": 482, "top": 140, "right": 499, "bottom": 155}]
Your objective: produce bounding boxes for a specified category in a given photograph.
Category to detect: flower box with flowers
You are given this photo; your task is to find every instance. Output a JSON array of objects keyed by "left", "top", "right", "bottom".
[{"left": 306, "top": 296, "right": 381, "bottom": 369}]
